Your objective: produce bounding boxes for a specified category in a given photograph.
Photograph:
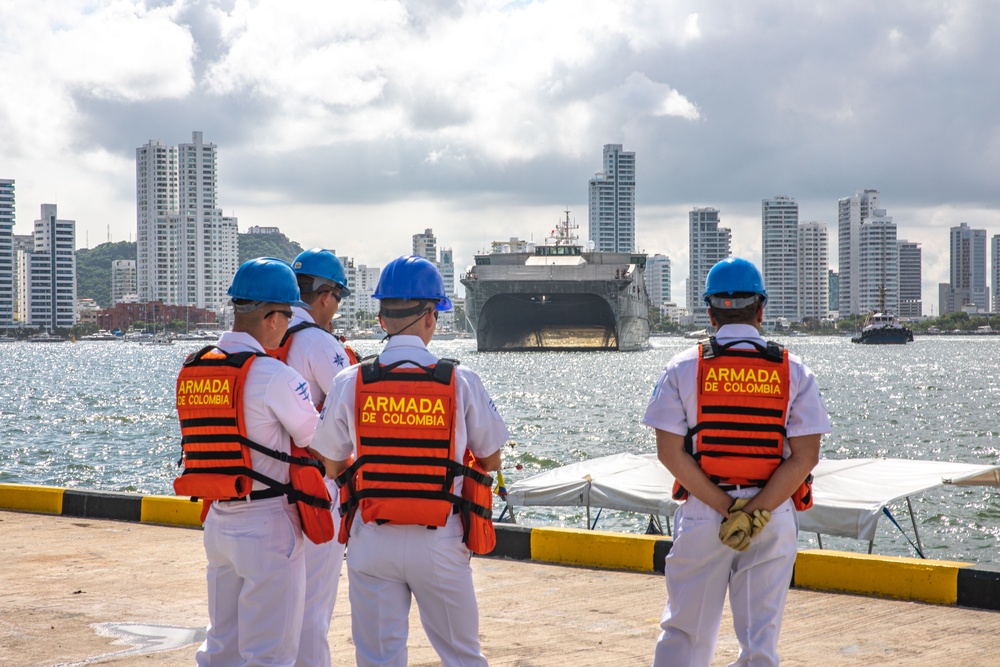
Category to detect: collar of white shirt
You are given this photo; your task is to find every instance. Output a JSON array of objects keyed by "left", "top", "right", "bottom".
[{"left": 217, "top": 330, "right": 267, "bottom": 354}]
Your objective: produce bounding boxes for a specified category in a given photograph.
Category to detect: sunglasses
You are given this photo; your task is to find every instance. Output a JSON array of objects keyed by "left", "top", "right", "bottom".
[{"left": 265, "top": 309, "right": 294, "bottom": 321}]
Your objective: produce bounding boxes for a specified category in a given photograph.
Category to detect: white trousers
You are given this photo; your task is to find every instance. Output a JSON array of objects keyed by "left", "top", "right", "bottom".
[
  {"left": 346, "top": 514, "right": 487, "bottom": 667},
  {"left": 196, "top": 497, "right": 306, "bottom": 667},
  {"left": 295, "top": 481, "right": 345, "bottom": 667},
  {"left": 651, "top": 492, "right": 798, "bottom": 667}
]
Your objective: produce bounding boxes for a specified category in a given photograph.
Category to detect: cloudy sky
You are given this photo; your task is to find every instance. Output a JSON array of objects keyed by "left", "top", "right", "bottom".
[{"left": 2, "top": 0, "right": 999, "bottom": 310}]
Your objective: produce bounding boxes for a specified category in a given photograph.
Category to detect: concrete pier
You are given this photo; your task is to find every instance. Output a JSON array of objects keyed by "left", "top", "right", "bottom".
[{"left": 1, "top": 510, "right": 998, "bottom": 667}]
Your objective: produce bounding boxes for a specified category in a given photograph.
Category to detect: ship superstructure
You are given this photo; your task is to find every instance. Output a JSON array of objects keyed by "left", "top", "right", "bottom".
[{"left": 461, "top": 212, "right": 649, "bottom": 351}]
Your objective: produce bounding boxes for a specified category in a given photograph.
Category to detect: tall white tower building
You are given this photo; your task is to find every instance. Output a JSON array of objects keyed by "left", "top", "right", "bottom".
[
  {"left": 688, "top": 208, "right": 731, "bottom": 327},
  {"left": 949, "top": 223, "right": 988, "bottom": 313},
  {"left": 857, "top": 208, "right": 898, "bottom": 314},
  {"left": 992, "top": 235, "right": 1000, "bottom": 315},
  {"left": 136, "top": 132, "right": 237, "bottom": 311},
  {"left": 0, "top": 179, "right": 14, "bottom": 327},
  {"left": 897, "top": 240, "right": 922, "bottom": 318},
  {"left": 588, "top": 144, "right": 635, "bottom": 252},
  {"left": 762, "top": 196, "right": 799, "bottom": 321},
  {"left": 837, "top": 189, "right": 881, "bottom": 316},
  {"left": 19, "top": 204, "right": 76, "bottom": 330},
  {"left": 412, "top": 228, "right": 437, "bottom": 264},
  {"left": 645, "top": 254, "right": 672, "bottom": 309},
  {"left": 797, "top": 221, "right": 828, "bottom": 322}
]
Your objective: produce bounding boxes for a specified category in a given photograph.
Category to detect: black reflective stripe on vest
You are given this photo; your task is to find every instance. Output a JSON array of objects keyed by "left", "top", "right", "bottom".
[
  {"left": 179, "top": 417, "right": 239, "bottom": 429},
  {"left": 699, "top": 405, "right": 785, "bottom": 419},
  {"left": 358, "top": 436, "right": 451, "bottom": 450},
  {"left": 363, "top": 471, "right": 451, "bottom": 485},
  {"left": 698, "top": 436, "right": 785, "bottom": 448}
]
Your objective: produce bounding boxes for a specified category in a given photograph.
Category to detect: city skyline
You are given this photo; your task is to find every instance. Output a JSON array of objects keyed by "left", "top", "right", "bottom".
[{"left": 2, "top": 2, "right": 1000, "bottom": 312}]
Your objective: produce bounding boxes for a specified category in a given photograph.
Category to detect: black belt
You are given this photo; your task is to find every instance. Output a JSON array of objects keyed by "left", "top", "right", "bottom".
[{"left": 219, "top": 488, "right": 285, "bottom": 503}]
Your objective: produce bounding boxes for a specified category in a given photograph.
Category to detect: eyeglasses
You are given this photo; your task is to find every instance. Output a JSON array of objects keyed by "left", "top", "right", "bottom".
[
  {"left": 316, "top": 287, "right": 342, "bottom": 303},
  {"left": 265, "top": 309, "right": 294, "bottom": 321}
]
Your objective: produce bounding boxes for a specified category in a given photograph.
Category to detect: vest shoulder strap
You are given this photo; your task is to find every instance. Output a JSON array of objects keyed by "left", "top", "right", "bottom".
[
  {"left": 278, "top": 321, "right": 326, "bottom": 347},
  {"left": 699, "top": 336, "right": 784, "bottom": 362},
  {"left": 360, "top": 355, "right": 460, "bottom": 385},
  {"left": 183, "top": 345, "right": 263, "bottom": 368}
]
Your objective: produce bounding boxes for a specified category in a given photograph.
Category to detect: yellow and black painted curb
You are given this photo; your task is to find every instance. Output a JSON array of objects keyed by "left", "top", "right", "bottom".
[{"left": 2, "top": 483, "right": 998, "bottom": 611}]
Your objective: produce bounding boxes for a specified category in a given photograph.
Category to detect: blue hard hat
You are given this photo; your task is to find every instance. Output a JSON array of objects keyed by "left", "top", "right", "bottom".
[
  {"left": 373, "top": 255, "right": 453, "bottom": 311},
  {"left": 227, "top": 257, "right": 309, "bottom": 309},
  {"left": 702, "top": 257, "right": 768, "bottom": 307},
  {"left": 292, "top": 248, "right": 351, "bottom": 297}
]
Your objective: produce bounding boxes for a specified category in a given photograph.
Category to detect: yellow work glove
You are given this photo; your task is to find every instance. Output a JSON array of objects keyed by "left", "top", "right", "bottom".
[
  {"left": 749, "top": 508, "right": 771, "bottom": 537},
  {"left": 719, "top": 499, "right": 752, "bottom": 551}
]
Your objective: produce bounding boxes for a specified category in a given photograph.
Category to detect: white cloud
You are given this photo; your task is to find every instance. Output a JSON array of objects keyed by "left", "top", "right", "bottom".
[{"left": 2, "top": 0, "right": 999, "bottom": 317}]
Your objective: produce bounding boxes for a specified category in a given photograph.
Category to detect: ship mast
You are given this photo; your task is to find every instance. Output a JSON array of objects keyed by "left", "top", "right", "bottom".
[{"left": 547, "top": 210, "right": 580, "bottom": 246}]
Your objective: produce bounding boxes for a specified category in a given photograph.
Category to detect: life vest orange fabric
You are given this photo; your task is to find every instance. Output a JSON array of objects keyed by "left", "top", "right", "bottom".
[
  {"left": 337, "top": 335, "right": 359, "bottom": 366},
  {"left": 672, "top": 338, "right": 813, "bottom": 510},
  {"left": 174, "top": 345, "right": 335, "bottom": 541},
  {"left": 335, "top": 356, "right": 494, "bottom": 551}
]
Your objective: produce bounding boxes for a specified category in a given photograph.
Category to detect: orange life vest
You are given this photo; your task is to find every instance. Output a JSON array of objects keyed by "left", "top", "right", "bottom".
[
  {"left": 335, "top": 356, "right": 495, "bottom": 553},
  {"left": 173, "top": 346, "right": 335, "bottom": 541},
  {"left": 672, "top": 337, "right": 813, "bottom": 511}
]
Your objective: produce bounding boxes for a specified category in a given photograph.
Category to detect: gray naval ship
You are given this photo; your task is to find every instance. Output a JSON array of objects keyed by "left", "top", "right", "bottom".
[{"left": 460, "top": 213, "right": 650, "bottom": 351}]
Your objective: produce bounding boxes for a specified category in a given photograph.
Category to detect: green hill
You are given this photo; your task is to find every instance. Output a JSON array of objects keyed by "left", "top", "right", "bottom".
[
  {"left": 75, "top": 233, "right": 306, "bottom": 307},
  {"left": 238, "top": 232, "right": 304, "bottom": 265},
  {"left": 75, "top": 241, "right": 137, "bottom": 307}
]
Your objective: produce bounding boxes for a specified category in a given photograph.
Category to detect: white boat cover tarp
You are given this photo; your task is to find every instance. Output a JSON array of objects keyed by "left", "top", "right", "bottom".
[{"left": 505, "top": 453, "right": 1000, "bottom": 541}]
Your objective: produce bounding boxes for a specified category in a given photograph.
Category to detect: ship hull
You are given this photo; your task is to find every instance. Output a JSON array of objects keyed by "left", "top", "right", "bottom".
[
  {"left": 462, "top": 264, "right": 649, "bottom": 352},
  {"left": 851, "top": 328, "right": 914, "bottom": 344}
]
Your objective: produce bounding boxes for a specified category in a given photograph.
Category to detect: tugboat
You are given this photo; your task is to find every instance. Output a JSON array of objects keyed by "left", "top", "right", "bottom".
[{"left": 851, "top": 311, "right": 913, "bottom": 344}]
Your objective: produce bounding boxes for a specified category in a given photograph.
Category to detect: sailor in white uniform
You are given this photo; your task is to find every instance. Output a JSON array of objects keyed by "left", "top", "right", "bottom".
[
  {"left": 193, "top": 258, "right": 320, "bottom": 667},
  {"left": 642, "top": 258, "right": 831, "bottom": 667},
  {"left": 280, "top": 248, "right": 354, "bottom": 667},
  {"left": 311, "top": 255, "right": 509, "bottom": 667}
]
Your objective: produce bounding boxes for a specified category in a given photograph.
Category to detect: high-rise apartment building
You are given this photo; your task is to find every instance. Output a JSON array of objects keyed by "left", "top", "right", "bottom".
[
  {"left": 838, "top": 189, "right": 881, "bottom": 316},
  {"left": 136, "top": 132, "right": 238, "bottom": 311},
  {"left": 588, "top": 144, "right": 635, "bottom": 253},
  {"left": 797, "top": 221, "right": 828, "bottom": 322},
  {"left": 857, "top": 209, "right": 899, "bottom": 314},
  {"left": 18, "top": 204, "right": 76, "bottom": 330},
  {"left": 12, "top": 234, "right": 31, "bottom": 321},
  {"left": 897, "top": 240, "right": 922, "bottom": 318},
  {"left": 828, "top": 271, "right": 839, "bottom": 314},
  {"left": 688, "top": 208, "right": 731, "bottom": 327},
  {"left": 0, "top": 179, "right": 13, "bottom": 327},
  {"left": 112, "top": 259, "right": 137, "bottom": 304},
  {"left": 412, "top": 228, "right": 437, "bottom": 264},
  {"left": 341, "top": 260, "right": 381, "bottom": 329},
  {"left": 992, "top": 235, "right": 1000, "bottom": 314},
  {"left": 943, "top": 223, "right": 988, "bottom": 314},
  {"left": 645, "top": 254, "right": 672, "bottom": 309},
  {"left": 439, "top": 247, "right": 455, "bottom": 297},
  {"left": 762, "top": 196, "right": 799, "bottom": 320}
]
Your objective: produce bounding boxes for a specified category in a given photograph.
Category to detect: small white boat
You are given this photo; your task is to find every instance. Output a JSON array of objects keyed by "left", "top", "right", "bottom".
[{"left": 139, "top": 332, "right": 174, "bottom": 346}]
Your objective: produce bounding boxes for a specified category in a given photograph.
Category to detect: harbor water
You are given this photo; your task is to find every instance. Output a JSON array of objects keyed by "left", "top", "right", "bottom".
[{"left": 1, "top": 335, "right": 998, "bottom": 564}]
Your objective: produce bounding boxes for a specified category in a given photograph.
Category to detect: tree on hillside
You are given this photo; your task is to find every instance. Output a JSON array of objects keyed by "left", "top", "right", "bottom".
[
  {"left": 75, "top": 241, "right": 137, "bottom": 307},
  {"left": 238, "top": 233, "right": 305, "bottom": 264}
]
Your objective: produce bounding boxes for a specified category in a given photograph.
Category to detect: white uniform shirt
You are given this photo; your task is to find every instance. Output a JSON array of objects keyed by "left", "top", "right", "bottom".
[
  {"left": 642, "top": 324, "right": 831, "bottom": 449},
  {"left": 215, "top": 331, "right": 320, "bottom": 489},
  {"left": 284, "top": 305, "right": 351, "bottom": 407},
  {"left": 311, "top": 334, "right": 509, "bottom": 492}
]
